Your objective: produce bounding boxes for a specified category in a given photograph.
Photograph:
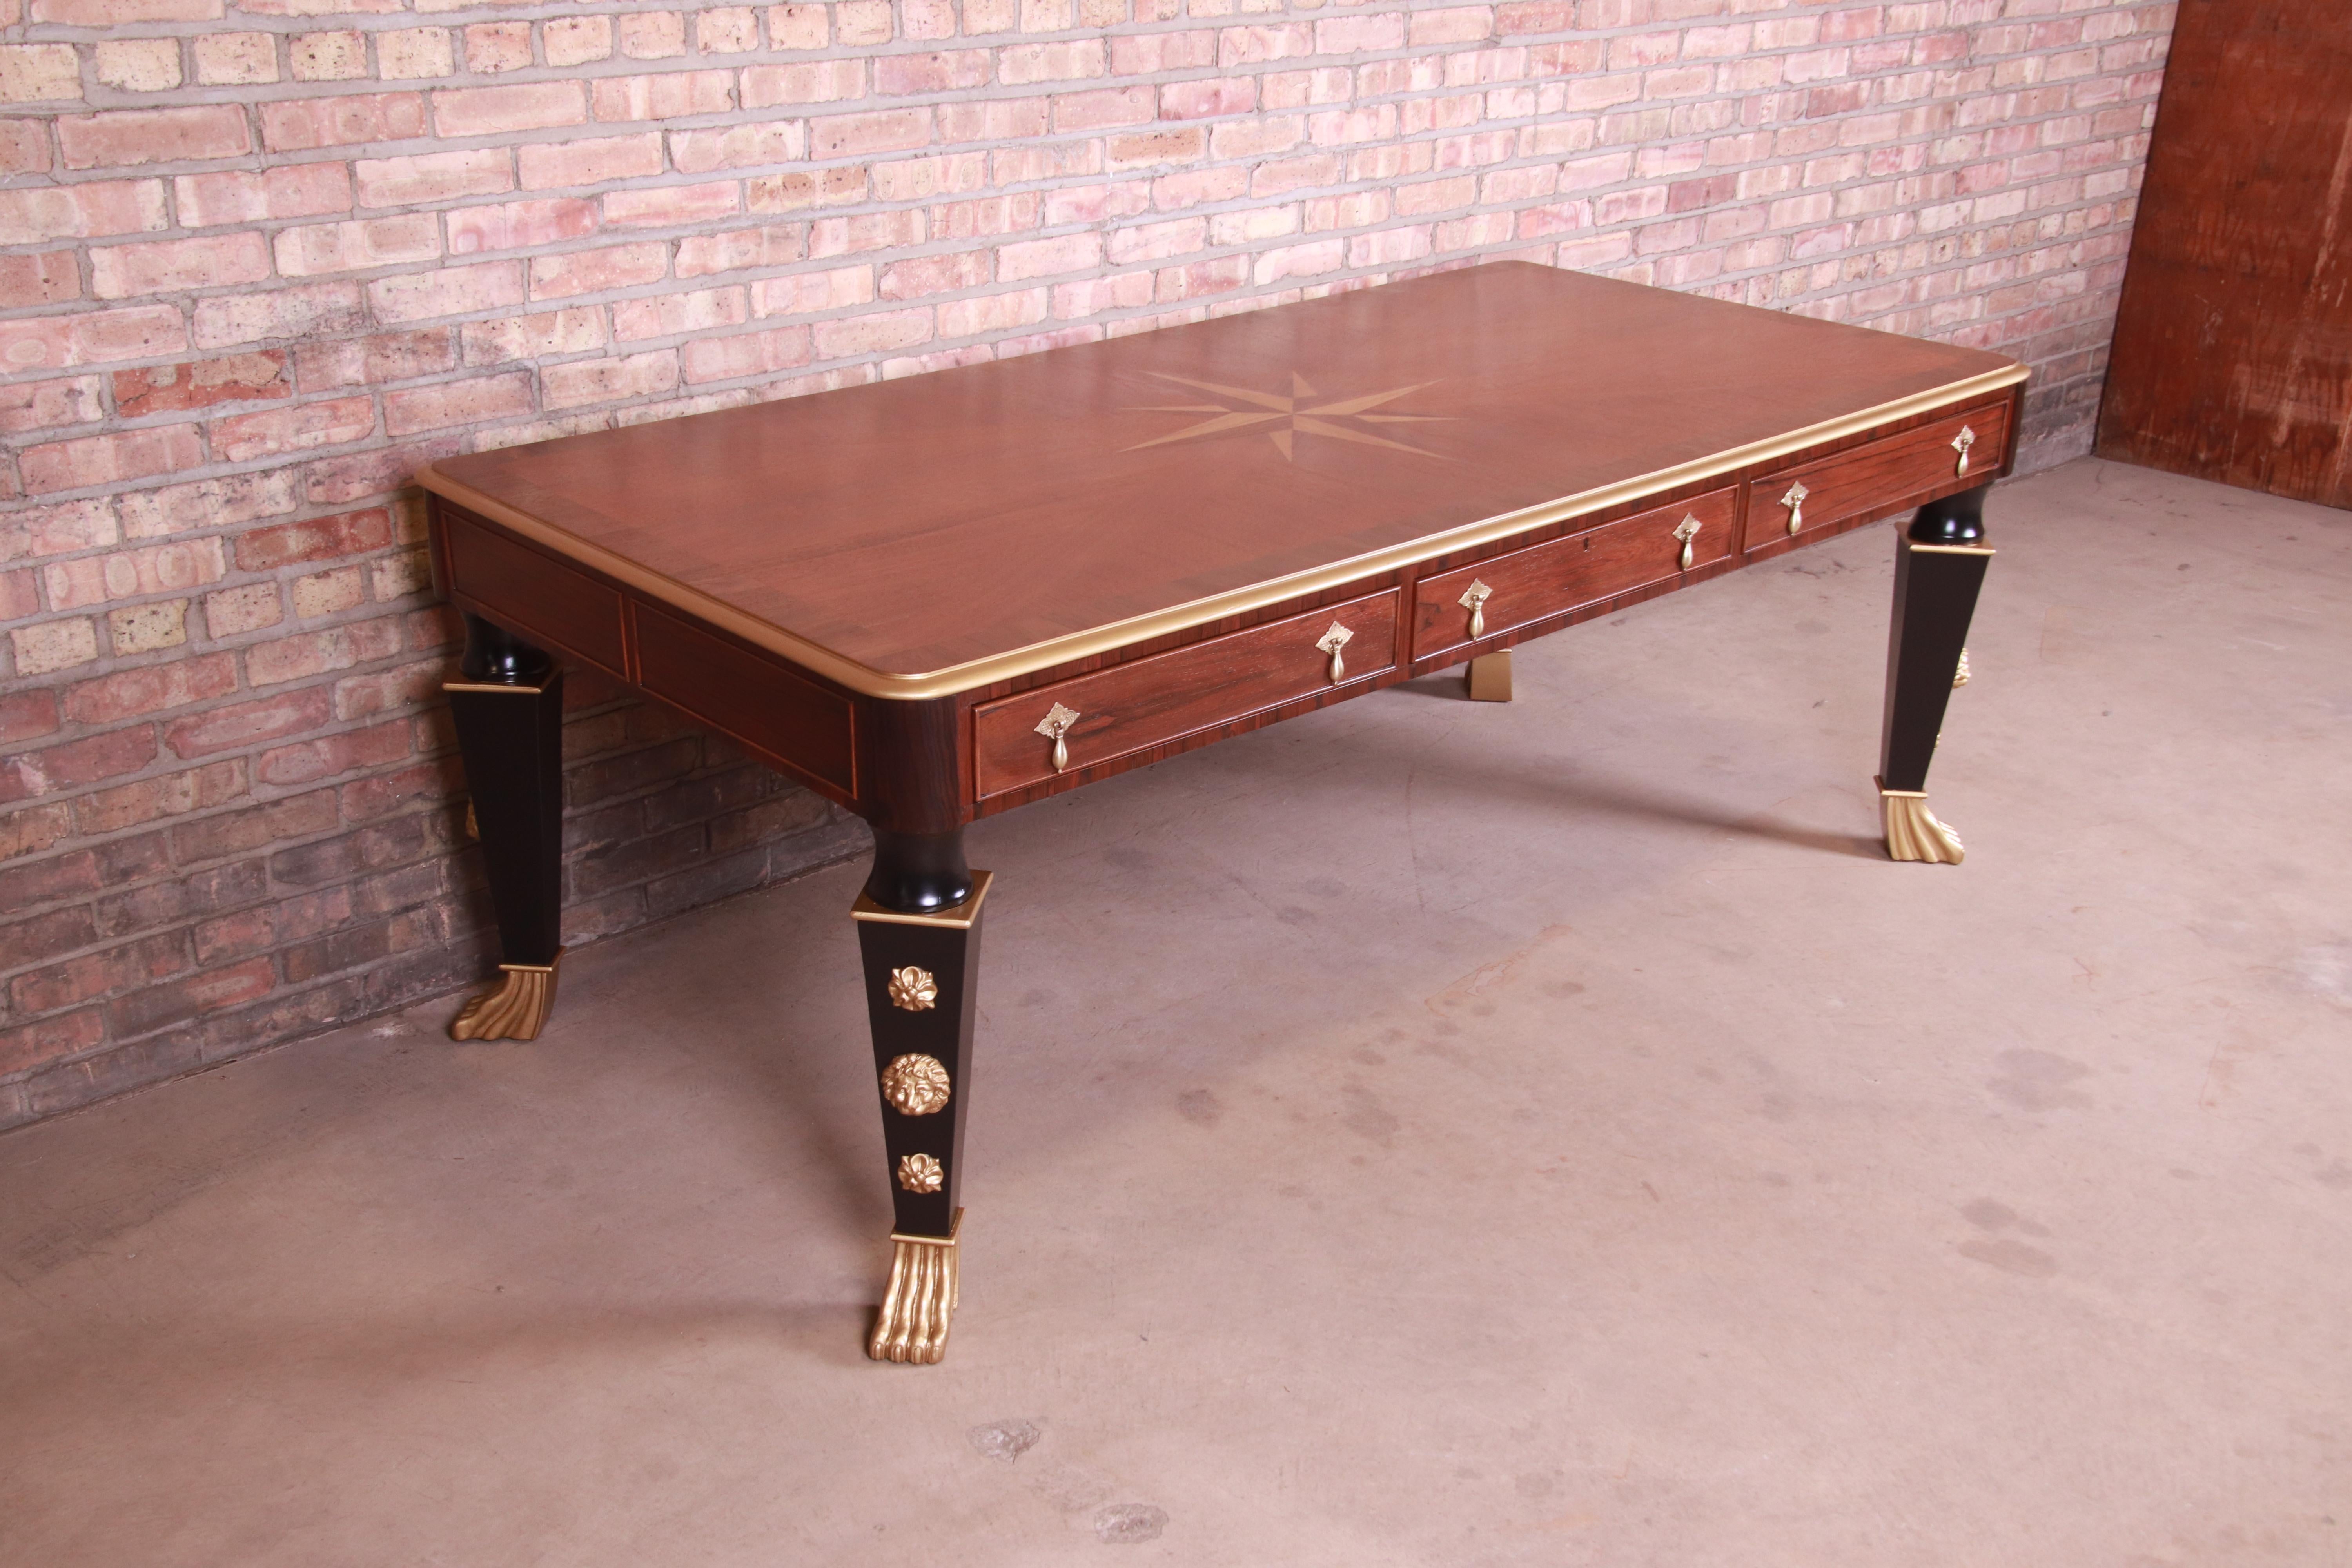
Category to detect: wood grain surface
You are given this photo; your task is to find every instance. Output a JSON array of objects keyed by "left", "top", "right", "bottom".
[
  {"left": 2094, "top": 0, "right": 2352, "bottom": 508},
  {"left": 426, "top": 262, "right": 2020, "bottom": 682}
]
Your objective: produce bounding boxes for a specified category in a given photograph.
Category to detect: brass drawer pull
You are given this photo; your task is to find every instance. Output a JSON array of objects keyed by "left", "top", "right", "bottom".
[
  {"left": 1458, "top": 578, "right": 1492, "bottom": 639},
  {"left": 1316, "top": 621, "right": 1354, "bottom": 685},
  {"left": 1952, "top": 424, "right": 1976, "bottom": 477},
  {"left": 1035, "top": 702, "right": 1079, "bottom": 772},
  {"left": 1780, "top": 480, "right": 1808, "bottom": 536},
  {"left": 1672, "top": 514, "right": 1701, "bottom": 570}
]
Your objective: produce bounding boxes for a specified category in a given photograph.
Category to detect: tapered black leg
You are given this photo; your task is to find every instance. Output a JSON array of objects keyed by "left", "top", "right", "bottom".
[
  {"left": 853, "top": 828, "right": 985, "bottom": 1364},
  {"left": 445, "top": 613, "right": 567, "bottom": 1038},
  {"left": 1878, "top": 484, "right": 1993, "bottom": 863}
]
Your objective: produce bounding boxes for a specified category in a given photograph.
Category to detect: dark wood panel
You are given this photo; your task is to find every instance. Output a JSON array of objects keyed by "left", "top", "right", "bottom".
[
  {"left": 1743, "top": 407, "right": 2006, "bottom": 554},
  {"left": 426, "top": 263, "right": 2018, "bottom": 680},
  {"left": 2096, "top": 0, "right": 2352, "bottom": 508},
  {"left": 1414, "top": 487, "right": 1738, "bottom": 661},
  {"left": 441, "top": 506, "right": 628, "bottom": 677},
  {"left": 972, "top": 588, "right": 1399, "bottom": 800},
  {"left": 633, "top": 603, "right": 857, "bottom": 795}
]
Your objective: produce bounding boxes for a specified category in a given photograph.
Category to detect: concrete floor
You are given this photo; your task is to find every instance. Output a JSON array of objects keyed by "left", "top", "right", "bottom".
[{"left": 3, "top": 457, "right": 2348, "bottom": 1566}]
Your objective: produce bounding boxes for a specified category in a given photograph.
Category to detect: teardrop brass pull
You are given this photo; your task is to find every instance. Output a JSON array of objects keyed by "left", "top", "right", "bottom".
[
  {"left": 1459, "top": 579, "right": 1492, "bottom": 640},
  {"left": 1316, "top": 621, "right": 1353, "bottom": 686},
  {"left": 1781, "top": 481, "right": 1808, "bottom": 537},
  {"left": 1034, "top": 702, "right": 1079, "bottom": 773},
  {"left": 1672, "top": 515, "right": 1701, "bottom": 570},
  {"left": 1951, "top": 425, "right": 1976, "bottom": 477}
]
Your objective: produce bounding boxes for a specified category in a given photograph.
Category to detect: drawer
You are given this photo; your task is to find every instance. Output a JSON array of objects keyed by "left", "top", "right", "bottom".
[
  {"left": 973, "top": 588, "right": 1399, "bottom": 800},
  {"left": 1413, "top": 487, "right": 1739, "bottom": 662},
  {"left": 1745, "top": 404, "right": 2008, "bottom": 551},
  {"left": 633, "top": 603, "right": 856, "bottom": 795},
  {"left": 440, "top": 504, "right": 628, "bottom": 676}
]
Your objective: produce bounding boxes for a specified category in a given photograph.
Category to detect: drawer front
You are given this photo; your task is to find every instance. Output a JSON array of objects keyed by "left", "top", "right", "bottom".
[
  {"left": 1414, "top": 487, "right": 1739, "bottom": 661},
  {"left": 1746, "top": 404, "right": 2009, "bottom": 550},
  {"left": 973, "top": 588, "right": 1399, "bottom": 800},
  {"left": 633, "top": 603, "right": 856, "bottom": 795},
  {"left": 441, "top": 505, "right": 628, "bottom": 676}
]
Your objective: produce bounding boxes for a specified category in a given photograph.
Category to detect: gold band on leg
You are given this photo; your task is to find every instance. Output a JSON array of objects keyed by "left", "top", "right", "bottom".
[
  {"left": 1877, "top": 780, "right": 1964, "bottom": 864},
  {"left": 869, "top": 1209, "right": 961, "bottom": 1365},
  {"left": 448, "top": 949, "right": 564, "bottom": 1040},
  {"left": 1466, "top": 650, "right": 1512, "bottom": 702}
]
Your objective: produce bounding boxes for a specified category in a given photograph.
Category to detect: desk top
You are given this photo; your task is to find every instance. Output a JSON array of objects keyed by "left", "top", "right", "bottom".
[{"left": 421, "top": 262, "right": 2022, "bottom": 697}]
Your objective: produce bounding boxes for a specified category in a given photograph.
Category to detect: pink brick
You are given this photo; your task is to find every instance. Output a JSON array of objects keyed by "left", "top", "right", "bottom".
[
  {"left": 0, "top": 253, "right": 83, "bottom": 310},
  {"left": 809, "top": 109, "right": 931, "bottom": 160},
  {"left": 352, "top": 149, "right": 511, "bottom": 208},
  {"left": 997, "top": 232, "right": 1104, "bottom": 281},
  {"left": 446, "top": 198, "right": 597, "bottom": 256},
  {"left": 0, "top": 305, "right": 187, "bottom": 373},
  {"left": 33, "top": 0, "right": 220, "bottom": 19},
  {"left": 383, "top": 372, "right": 532, "bottom": 435},
  {"left": 63, "top": 652, "right": 237, "bottom": 727},
  {"left": 1000, "top": 40, "right": 1105, "bottom": 84},
  {"left": 527, "top": 241, "right": 668, "bottom": 300},
  {"left": 58, "top": 107, "right": 252, "bottom": 171},
  {"left": 938, "top": 288, "right": 1048, "bottom": 337},
  {"left": 603, "top": 181, "right": 742, "bottom": 228},
  {"left": 750, "top": 265, "right": 876, "bottom": 316},
  {"left": 430, "top": 82, "right": 586, "bottom": 140},
  {"left": 194, "top": 281, "right": 368, "bottom": 350},
  {"left": 517, "top": 134, "right": 666, "bottom": 191},
  {"left": 234, "top": 506, "right": 391, "bottom": 570},
  {"left": 293, "top": 330, "right": 455, "bottom": 391},
  {"left": 209, "top": 396, "right": 375, "bottom": 462},
  {"left": 42, "top": 537, "right": 227, "bottom": 611},
  {"left": 675, "top": 224, "right": 806, "bottom": 277},
  {"left": 0, "top": 375, "right": 103, "bottom": 436},
  {"left": 243, "top": 617, "right": 403, "bottom": 687},
  {"left": 875, "top": 50, "right": 993, "bottom": 96},
  {"left": 612, "top": 287, "right": 749, "bottom": 341},
  {"left": 260, "top": 94, "right": 427, "bottom": 153},
  {"left": 679, "top": 323, "right": 811, "bottom": 383},
  {"left": 176, "top": 164, "right": 353, "bottom": 227},
  {"left": 367, "top": 260, "right": 526, "bottom": 324},
  {"left": 273, "top": 214, "right": 440, "bottom": 277},
  {"left": 878, "top": 252, "right": 990, "bottom": 299},
  {"left": 743, "top": 60, "right": 868, "bottom": 107},
  {"left": 0, "top": 181, "right": 167, "bottom": 247},
  {"left": 593, "top": 72, "right": 735, "bottom": 122},
  {"left": 114, "top": 351, "right": 290, "bottom": 416},
  {"left": 256, "top": 720, "right": 409, "bottom": 788},
  {"left": 541, "top": 351, "right": 681, "bottom": 410},
  {"left": 459, "top": 307, "right": 604, "bottom": 364},
  {"left": 1161, "top": 78, "right": 1256, "bottom": 120},
  {"left": 808, "top": 209, "right": 924, "bottom": 256},
  {"left": 670, "top": 122, "right": 805, "bottom": 174},
  {"left": 810, "top": 307, "right": 932, "bottom": 358},
  {"left": 20, "top": 425, "right": 205, "bottom": 496}
]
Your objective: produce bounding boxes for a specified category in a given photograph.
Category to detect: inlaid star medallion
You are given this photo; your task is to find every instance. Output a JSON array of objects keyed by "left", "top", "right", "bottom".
[{"left": 1123, "top": 371, "right": 1457, "bottom": 462}]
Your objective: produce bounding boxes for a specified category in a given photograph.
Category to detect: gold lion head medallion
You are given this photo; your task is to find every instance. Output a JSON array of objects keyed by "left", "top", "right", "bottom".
[{"left": 880, "top": 1053, "right": 951, "bottom": 1116}]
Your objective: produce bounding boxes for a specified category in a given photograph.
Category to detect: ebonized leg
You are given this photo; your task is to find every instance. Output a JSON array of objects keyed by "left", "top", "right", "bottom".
[
  {"left": 853, "top": 828, "right": 985, "bottom": 1364},
  {"left": 1878, "top": 483, "right": 1993, "bottom": 864},
  {"left": 445, "top": 613, "right": 567, "bottom": 1038},
  {"left": 1466, "top": 650, "right": 1513, "bottom": 702}
]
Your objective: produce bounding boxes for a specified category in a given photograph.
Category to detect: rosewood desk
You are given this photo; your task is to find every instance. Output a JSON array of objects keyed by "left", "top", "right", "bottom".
[{"left": 418, "top": 261, "right": 2024, "bottom": 1364}]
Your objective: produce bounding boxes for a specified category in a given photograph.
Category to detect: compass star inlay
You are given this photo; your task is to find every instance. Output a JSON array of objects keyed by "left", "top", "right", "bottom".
[{"left": 1123, "top": 371, "right": 1457, "bottom": 462}]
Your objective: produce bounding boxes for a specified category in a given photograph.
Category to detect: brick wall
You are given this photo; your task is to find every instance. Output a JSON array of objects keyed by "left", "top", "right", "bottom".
[{"left": 0, "top": 0, "right": 2172, "bottom": 1131}]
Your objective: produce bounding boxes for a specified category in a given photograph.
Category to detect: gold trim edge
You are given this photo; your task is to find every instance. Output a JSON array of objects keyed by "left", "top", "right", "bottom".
[
  {"left": 418, "top": 363, "right": 2027, "bottom": 702},
  {"left": 852, "top": 869, "right": 994, "bottom": 927}
]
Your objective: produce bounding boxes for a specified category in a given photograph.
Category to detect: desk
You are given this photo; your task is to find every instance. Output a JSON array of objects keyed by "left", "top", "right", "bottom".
[{"left": 419, "top": 261, "right": 2024, "bottom": 1363}]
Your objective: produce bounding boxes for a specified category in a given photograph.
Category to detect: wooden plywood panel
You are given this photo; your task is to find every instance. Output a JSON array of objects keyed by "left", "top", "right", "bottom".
[{"left": 2097, "top": 1, "right": 2352, "bottom": 508}]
